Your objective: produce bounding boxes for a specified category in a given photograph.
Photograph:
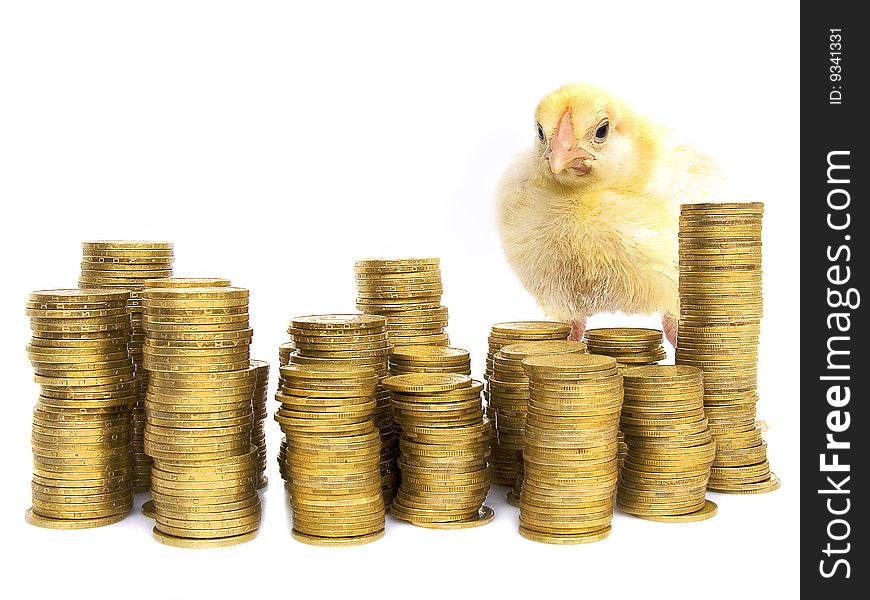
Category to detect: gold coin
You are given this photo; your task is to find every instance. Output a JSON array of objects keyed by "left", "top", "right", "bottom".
[
  {"left": 355, "top": 257, "right": 439, "bottom": 268},
  {"left": 151, "top": 527, "right": 258, "bottom": 547},
  {"left": 144, "top": 278, "right": 230, "bottom": 288},
  {"left": 82, "top": 240, "right": 173, "bottom": 250},
  {"left": 390, "top": 346, "right": 469, "bottom": 365},
  {"left": 25, "top": 507, "right": 127, "bottom": 529},
  {"left": 290, "top": 314, "right": 385, "bottom": 331},
  {"left": 491, "top": 322, "right": 571, "bottom": 336},
  {"left": 382, "top": 373, "right": 472, "bottom": 393},
  {"left": 521, "top": 353, "right": 617, "bottom": 376},
  {"left": 29, "top": 289, "right": 132, "bottom": 304}
]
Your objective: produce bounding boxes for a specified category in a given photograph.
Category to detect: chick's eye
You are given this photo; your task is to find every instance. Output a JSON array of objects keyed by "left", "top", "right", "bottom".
[
  {"left": 594, "top": 120, "right": 609, "bottom": 141},
  {"left": 536, "top": 123, "right": 545, "bottom": 143}
]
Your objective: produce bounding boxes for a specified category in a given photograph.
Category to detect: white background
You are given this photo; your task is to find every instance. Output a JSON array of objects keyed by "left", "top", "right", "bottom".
[{"left": 0, "top": 1, "right": 799, "bottom": 598}]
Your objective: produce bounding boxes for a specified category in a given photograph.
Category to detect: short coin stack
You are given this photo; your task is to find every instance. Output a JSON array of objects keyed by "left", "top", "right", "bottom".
[
  {"left": 79, "top": 241, "right": 175, "bottom": 491},
  {"left": 286, "top": 314, "right": 398, "bottom": 502},
  {"left": 25, "top": 289, "right": 136, "bottom": 529},
  {"left": 583, "top": 328, "right": 667, "bottom": 367},
  {"left": 489, "top": 340, "right": 587, "bottom": 507},
  {"left": 383, "top": 374, "right": 493, "bottom": 529},
  {"left": 485, "top": 321, "right": 571, "bottom": 485},
  {"left": 617, "top": 366, "right": 717, "bottom": 522},
  {"left": 250, "top": 360, "right": 270, "bottom": 489},
  {"left": 675, "top": 202, "right": 778, "bottom": 493},
  {"left": 142, "top": 286, "right": 261, "bottom": 547},
  {"left": 389, "top": 346, "right": 471, "bottom": 376},
  {"left": 276, "top": 364, "right": 385, "bottom": 545},
  {"left": 519, "top": 354, "right": 622, "bottom": 544},
  {"left": 355, "top": 258, "right": 449, "bottom": 347}
]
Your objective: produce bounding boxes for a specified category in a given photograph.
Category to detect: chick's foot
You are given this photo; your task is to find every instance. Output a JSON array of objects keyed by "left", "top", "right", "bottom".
[
  {"left": 662, "top": 314, "right": 678, "bottom": 350},
  {"left": 569, "top": 318, "right": 587, "bottom": 342}
]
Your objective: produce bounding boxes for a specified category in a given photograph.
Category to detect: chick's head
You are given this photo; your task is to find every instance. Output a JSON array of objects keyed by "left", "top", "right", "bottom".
[{"left": 533, "top": 83, "right": 654, "bottom": 188}]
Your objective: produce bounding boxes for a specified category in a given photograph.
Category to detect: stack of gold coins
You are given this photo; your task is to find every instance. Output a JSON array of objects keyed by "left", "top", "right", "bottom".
[
  {"left": 676, "top": 202, "right": 778, "bottom": 493},
  {"left": 138, "top": 278, "right": 237, "bottom": 518},
  {"left": 277, "top": 342, "right": 293, "bottom": 482},
  {"left": 276, "top": 364, "right": 385, "bottom": 545},
  {"left": 490, "top": 340, "right": 587, "bottom": 507},
  {"left": 79, "top": 241, "right": 175, "bottom": 491},
  {"left": 485, "top": 321, "right": 571, "bottom": 485},
  {"left": 142, "top": 286, "right": 260, "bottom": 547},
  {"left": 617, "top": 366, "right": 717, "bottom": 522},
  {"left": 355, "top": 258, "right": 449, "bottom": 347},
  {"left": 389, "top": 346, "right": 471, "bottom": 376},
  {"left": 519, "top": 354, "right": 622, "bottom": 544},
  {"left": 583, "top": 328, "right": 667, "bottom": 366},
  {"left": 582, "top": 327, "right": 666, "bottom": 473},
  {"left": 383, "top": 374, "right": 493, "bottom": 529},
  {"left": 286, "top": 314, "right": 398, "bottom": 502},
  {"left": 250, "top": 360, "right": 270, "bottom": 489},
  {"left": 25, "top": 289, "right": 136, "bottom": 529}
]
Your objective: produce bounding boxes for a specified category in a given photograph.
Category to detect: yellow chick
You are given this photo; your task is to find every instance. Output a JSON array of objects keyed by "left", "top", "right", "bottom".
[{"left": 497, "top": 83, "right": 723, "bottom": 346}]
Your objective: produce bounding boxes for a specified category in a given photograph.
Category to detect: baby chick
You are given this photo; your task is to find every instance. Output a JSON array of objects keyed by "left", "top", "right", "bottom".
[{"left": 497, "top": 83, "right": 723, "bottom": 347}]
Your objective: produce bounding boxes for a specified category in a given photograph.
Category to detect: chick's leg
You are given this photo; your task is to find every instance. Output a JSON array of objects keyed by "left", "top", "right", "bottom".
[
  {"left": 662, "top": 314, "right": 678, "bottom": 350},
  {"left": 569, "top": 316, "right": 587, "bottom": 342}
]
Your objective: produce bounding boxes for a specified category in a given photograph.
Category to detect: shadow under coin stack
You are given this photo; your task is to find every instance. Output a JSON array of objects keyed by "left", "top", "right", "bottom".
[
  {"left": 286, "top": 314, "right": 398, "bottom": 503},
  {"left": 355, "top": 258, "right": 449, "bottom": 347},
  {"left": 583, "top": 327, "right": 667, "bottom": 473},
  {"left": 383, "top": 373, "right": 493, "bottom": 529},
  {"left": 389, "top": 346, "right": 471, "bottom": 376},
  {"left": 485, "top": 322, "right": 571, "bottom": 485},
  {"left": 519, "top": 354, "right": 622, "bottom": 544},
  {"left": 25, "top": 289, "right": 136, "bottom": 529},
  {"left": 676, "top": 202, "right": 779, "bottom": 494},
  {"left": 617, "top": 366, "right": 717, "bottom": 522},
  {"left": 276, "top": 364, "right": 385, "bottom": 546},
  {"left": 142, "top": 286, "right": 261, "bottom": 548},
  {"left": 79, "top": 241, "right": 175, "bottom": 492},
  {"left": 251, "top": 360, "right": 270, "bottom": 489},
  {"left": 489, "top": 341, "right": 587, "bottom": 507}
]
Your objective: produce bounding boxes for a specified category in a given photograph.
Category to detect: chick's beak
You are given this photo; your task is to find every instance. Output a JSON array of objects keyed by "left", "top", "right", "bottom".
[{"left": 546, "top": 110, "right": 595, "bottom": 175}]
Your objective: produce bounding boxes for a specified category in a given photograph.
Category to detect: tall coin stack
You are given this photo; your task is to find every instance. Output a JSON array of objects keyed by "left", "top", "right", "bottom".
[
  {"left": 582, "top": 328, "right": 667, "bottom": 366},
  {"left": 489, "top": 340, "right": 587, "bottom": 507},
  {"left": 251, "top": 360, "right": 270, "bottom": 489},
  {"left": 142, "top": 286, "right": 261, "bottom": 547},
  {"left": 383, "top": 374, "right": 493, "bottom": 529},
  {"left": 519, "top": 354, "right": 622, "bottom": 544},
  {"left": 25, "top": 289, "right": 136, "bottom": 529},
  {"left": 484, "top": 322, "right": 571, "bottom": 485},
  {"left": 675, "top": 202, "right": 779, "bottom": 493},
  {"left": 617, "top": 366, "right": 717, "bottom": 522},
  {"left": 355, "top": 258, "right": 449, "bottom": 347},
  {"left": 276, "top": 364, "right": 385, "bottom": 545},
  {"left": 389, "top": 346, "right": 471, "bottom": 376},
  {"left": 79, "top": 241, "right": 175, "bottom": 491},
  {"left": 286, "top": 314, "right": 398, "bottom": 502}
]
